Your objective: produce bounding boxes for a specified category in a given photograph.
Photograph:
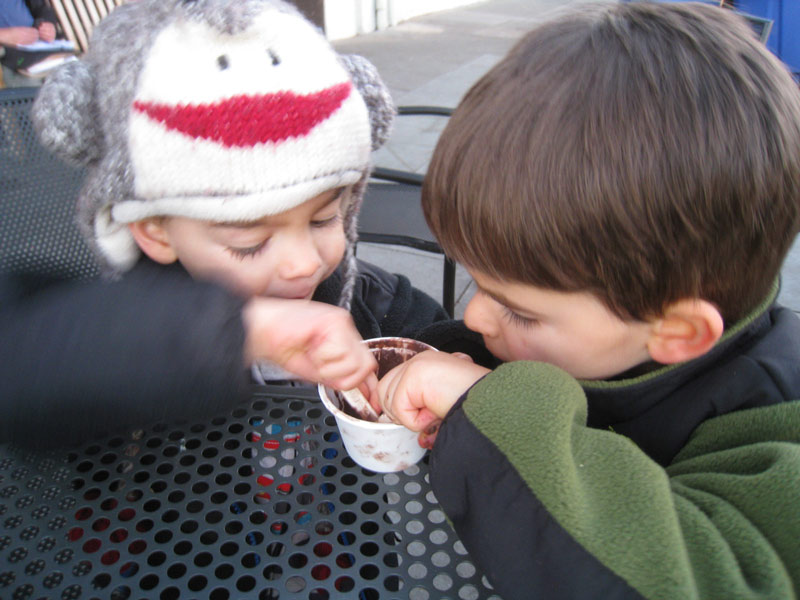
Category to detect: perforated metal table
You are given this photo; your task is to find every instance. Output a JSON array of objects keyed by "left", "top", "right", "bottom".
[{"left": 0, "top": 386, "right": 502, "bottom": 600}]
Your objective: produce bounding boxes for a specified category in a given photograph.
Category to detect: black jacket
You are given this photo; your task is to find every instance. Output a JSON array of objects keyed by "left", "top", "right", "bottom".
[
  {"left": 0, "top": 258, "right": 447, "bottom": 448},
  {"left": 27, "top": 0, "right": 57, "bottom": 26},
  {"left": 422, "top": 290, "right": 800, "bottom": 599}
]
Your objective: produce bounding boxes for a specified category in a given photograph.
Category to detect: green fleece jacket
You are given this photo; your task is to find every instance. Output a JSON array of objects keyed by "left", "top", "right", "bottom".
[{"left": 428, "top": 288, "right": 800, "bottom": 600}]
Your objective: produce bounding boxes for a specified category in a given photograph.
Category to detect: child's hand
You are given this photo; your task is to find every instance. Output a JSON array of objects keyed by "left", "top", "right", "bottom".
[
  {"left": 375, "top": 351, "right": 490, "bottom": 434},
  {"left": 36, "top": 22, "right": 56, "bottom": 42},
  {"left": 243, "top": 298, "right": 377, "bottom": 391}
]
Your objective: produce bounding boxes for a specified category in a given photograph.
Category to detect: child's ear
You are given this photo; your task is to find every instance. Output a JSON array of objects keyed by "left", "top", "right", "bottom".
[
  {"left": 646, "top": 299, "right": 724, "bottom": 364},
  {"left": 127, "top": 220, "right": 179, "bottom": 264}
]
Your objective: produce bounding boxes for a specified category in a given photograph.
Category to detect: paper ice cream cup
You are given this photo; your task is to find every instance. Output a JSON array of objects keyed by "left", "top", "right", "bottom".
[{"left": 317, "top": 337, "right": 436, "bottom": 472}]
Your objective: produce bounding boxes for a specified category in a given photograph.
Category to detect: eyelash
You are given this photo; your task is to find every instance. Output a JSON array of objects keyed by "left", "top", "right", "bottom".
[
  {"left": 311, "top": 214, "right": 342, "bottom": 228},
  {"left": 225, "top": 215, "right": 342, "bottom": 259},
  {"left": 227, "top": 241, "right": 267, "bottom": 260},
  {"left": 502, "top": 307, "right": 539, "bottom": 329}
]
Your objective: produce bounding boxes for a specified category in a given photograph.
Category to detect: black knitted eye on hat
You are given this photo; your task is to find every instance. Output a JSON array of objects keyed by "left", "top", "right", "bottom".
[{"left": 32, "top": 0, "right": 394, "bottom": 310}]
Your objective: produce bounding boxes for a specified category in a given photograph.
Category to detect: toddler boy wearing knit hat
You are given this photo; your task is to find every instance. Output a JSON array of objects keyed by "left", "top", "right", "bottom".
[{"left": 0, "top": 0, "right": 447, "bottom": 448}]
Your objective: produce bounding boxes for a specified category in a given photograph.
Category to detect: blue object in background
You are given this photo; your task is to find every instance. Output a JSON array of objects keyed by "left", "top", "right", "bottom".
[
  {"left": 631, "top": 0, "right": 799, "bottom": 75},
  {"left": 736, "top": 0, "right": 799, "bottom": 75}
]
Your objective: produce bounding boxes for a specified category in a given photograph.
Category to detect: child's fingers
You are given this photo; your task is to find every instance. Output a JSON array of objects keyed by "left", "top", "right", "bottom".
[
  {"left": 361, "top": 372, "right": 380, "bottom": 413},
  {"left": 311, "top": 335, "right": 377, "bottom": 389},
  {"left": 321, "top": 360, "right": 375, "bottom": 391},
  {"left": 376, "top": 364, "right": 405, "bottom": 424},
  {"left": 377, "top": 364, "right": 440, "bottom": 432},
  {"left": 418, "top": 420, "right": 441, "bottom": 449}
]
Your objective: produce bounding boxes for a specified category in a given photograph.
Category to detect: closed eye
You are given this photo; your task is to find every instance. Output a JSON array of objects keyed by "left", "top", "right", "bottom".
[
  {"left": 502, "top": 306, "right": 539, "bottom": 329},
  {"left": 311, "top": 214, "right": 342, "bottom": 228},
  {"left": 226, "top": 240, "right": 267, "bottom": 260}
]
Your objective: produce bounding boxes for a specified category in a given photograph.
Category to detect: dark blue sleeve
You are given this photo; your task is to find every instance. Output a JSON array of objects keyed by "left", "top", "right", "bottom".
[{"left": 0, "top": 265, "right": 250, "bottom": 449}]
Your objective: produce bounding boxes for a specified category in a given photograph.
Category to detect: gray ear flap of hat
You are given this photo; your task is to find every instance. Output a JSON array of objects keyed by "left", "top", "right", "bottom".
[
  {"left": 339, "top": 54, "right": 395, "bottom": 151},
  {"left": 31, "top": 60, "right": 102, "bottom": 166}
]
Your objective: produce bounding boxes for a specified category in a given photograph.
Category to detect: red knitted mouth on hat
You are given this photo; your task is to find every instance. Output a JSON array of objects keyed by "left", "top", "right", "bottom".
[{"left": 132, "top": 81, "right": 352, "bottom": 148}]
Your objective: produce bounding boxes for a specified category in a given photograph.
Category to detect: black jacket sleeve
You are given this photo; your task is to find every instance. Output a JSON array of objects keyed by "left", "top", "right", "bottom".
[
  {"left": 25, "top": 0, "right": 57, "bottom": 26},
  {"left": 0, "top": 263, "right": 250, "bottom": 449}
]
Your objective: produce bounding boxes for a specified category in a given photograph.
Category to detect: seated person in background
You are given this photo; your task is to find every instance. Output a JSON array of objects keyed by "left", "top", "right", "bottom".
[
  {"left": 0, "top": 0, "right": 447, "bottom": 449},
  {"left": 376, "top": 3, "right": 800, "bottom": 598},
  {"left": 0, "top": 0, "right": 57, "bottom": 86}
]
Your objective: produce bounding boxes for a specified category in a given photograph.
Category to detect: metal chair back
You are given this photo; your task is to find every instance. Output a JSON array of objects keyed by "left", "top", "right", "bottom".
[{"left": 0, "top": 86, "right": 99, "bottom": 281}]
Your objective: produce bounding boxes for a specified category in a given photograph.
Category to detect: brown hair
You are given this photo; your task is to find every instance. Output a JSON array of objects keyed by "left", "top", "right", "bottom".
[{"left": 422, "top": 1, "right": 800, "bottom": 323}]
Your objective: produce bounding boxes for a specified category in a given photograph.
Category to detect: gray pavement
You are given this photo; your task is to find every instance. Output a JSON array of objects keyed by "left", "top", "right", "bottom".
[{"left": 335, "top": 0, "right": 800, "bottom": 317}]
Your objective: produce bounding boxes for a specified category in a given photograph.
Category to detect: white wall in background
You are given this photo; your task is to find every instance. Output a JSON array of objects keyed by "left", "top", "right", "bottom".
[{"left": 324, "top": 0, "right": 483, "bottom": 40}]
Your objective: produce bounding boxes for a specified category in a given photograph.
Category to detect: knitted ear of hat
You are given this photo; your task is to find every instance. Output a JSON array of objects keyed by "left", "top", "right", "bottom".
[{"left": 32, "top": 0, "right": 394, "bottom": 309}]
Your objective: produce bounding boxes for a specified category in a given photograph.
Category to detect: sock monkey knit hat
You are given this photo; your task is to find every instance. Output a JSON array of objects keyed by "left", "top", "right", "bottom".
[{"left": 32, "top": 0, "right": 394, "bottom": 309}]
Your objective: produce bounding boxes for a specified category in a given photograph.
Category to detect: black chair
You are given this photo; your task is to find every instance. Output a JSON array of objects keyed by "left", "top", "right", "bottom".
[
  {"left": 358, "top": 105, "right": 457, "bottom": 316},
  {"left": 0, "top": 85, "right": 99, "bottom": 281}
]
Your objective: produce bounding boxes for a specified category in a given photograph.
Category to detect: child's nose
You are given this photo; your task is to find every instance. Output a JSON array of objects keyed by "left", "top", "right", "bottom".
[
  {"left": 463, "top": 293, "right": 497, "bottom": 337},
  {"left": 278, "top": 234, "right": 322, "bottom": 279}
]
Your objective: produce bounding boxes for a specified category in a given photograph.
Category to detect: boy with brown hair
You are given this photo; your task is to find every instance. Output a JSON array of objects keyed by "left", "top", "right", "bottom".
[{"left": 376, "top": 2, "right": 800, "bottom": 598}]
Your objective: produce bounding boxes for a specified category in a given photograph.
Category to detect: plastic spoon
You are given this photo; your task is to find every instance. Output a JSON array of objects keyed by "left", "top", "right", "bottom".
[{"left": 340, "top": 387, "right": 380, "bottom": 421}]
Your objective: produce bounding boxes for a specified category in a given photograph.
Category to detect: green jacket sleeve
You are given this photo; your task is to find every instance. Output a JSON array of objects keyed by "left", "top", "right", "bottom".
[{"left": 429, "top": 361, "right": 800, "bottom": 600}]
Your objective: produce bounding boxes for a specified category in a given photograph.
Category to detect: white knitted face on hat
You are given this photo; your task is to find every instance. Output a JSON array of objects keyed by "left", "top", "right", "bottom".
[{"left": 112, "top": 7, "right": 371, "bottom": 225}]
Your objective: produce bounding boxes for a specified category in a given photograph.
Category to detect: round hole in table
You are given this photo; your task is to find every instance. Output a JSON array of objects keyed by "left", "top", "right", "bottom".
[
  {"left": 214, "top": 562, "right": 234, "bottom": 579},
  {"left": 334, "top": 575, "right": 354, "bottom": 592},
  {"left": 166, "top": 562, "right": 186, "bottom": 579},
  {"left": 359, "top": 563, "right": 380, "bottom": 580},
  {"left": 311, "top": 563, "right": 331, "bottom": 581},
  {"left": 336, "top": 552, "right": 355, "bottom": 568},
  {"left": 285, "top": 574, "right": 306, "bottom": 592},
  {"left": 266, "top": 541, "right": 284, "bottom": 557},
  {"left": 220, "top": 541, "right": 238, "bottom": 557},
  {"left": 193, "top": 552, "right": 213, "bottom": 567},
  {"left": 153, "top": 529, "right": 172, "bottom": 544},
  {"left": 161, "top": 509, "right": 179, "bottom": 523},
  {"left": 188, "top": 574, "right": 207, "bottom": 591},
  {"left": 360, "top": 587, "right": 381, "bottom": 599},
  {"left": 134, "top": 520, "right": 152, "bottom": 535},
  {"left": 225, "top": 520, "right": 243, "bottom": 534},
  {"left": 291, "top": 530, "right": 310, "bottom": 546},
  {"left": 361, "top": 521, "right": 379, "bottom": 535},
  {"left": 249, "top": 510, "right": 267, "bottom": 525},
  {"left": 119, "top": 560, "right": 138, "bottom": 578},
  {"left": 309, "top": 587, "right": 330, "bottom": 600},
  {"left": 385, "top": 573, "right": 405, "bottom": 591},
  {"left": 229, "top": 500, "right": 247, "bottom": 515},
  {"left": 245, "top": 530, "right": 264, "bottom": 546},
  {"left": 287, "top": 552, "right": 308, "bottom": 568},
  {"left": 262, "top": 563, "right": 283, "bottom": 580},
  {"left": 236, "top": 574, "right": 256, "bottom": 592},
  {"left": 269, "top": 521, "right": 287, "bottom": 535},
  {"left": 173, "top": 540, "right": 192, "bottom": 555},
  {"left": 241, "top": 551, "right": 260, "bottom": 568},
  {"left": 205, "top": 510, "right": 223, "bottom": 524},
  {"left": 256, "top": 474, "right": 275, "bottom": 487}
]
